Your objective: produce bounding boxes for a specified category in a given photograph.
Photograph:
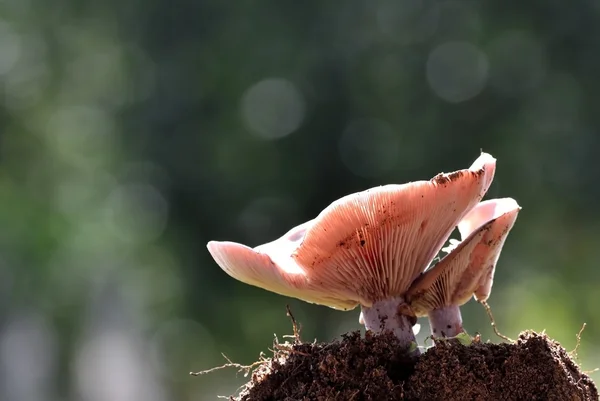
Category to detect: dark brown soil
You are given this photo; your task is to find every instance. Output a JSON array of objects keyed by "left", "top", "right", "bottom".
[{"left": 232, "top": 331, "right": 598, "bottom": 401}]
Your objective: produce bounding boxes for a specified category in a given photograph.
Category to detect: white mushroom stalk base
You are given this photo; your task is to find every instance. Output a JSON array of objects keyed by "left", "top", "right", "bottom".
[
  {"left": 360, "top": 297, "right": 418, "bottom": 353},
  {"left": 428, "top": 305, "right": 464, "bottom": 339}
]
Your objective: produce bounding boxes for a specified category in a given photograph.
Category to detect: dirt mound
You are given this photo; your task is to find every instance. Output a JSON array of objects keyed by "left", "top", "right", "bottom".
[{"left": 232, "top": 331, "right": 597, "bottom": 401}]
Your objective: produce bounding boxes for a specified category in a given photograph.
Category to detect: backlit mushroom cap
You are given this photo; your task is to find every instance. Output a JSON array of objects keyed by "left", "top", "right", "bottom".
[
  {"left": 207, "top": 220, "right": 358, "bottom": 310},
  {"left": 404, "top": 198, "right": 520, "bottom": 316},
  {"left": 207, "top": 153, "right": 496, "bottom": 310},
  {"left": 460, "top": 198, "right": 521, "bottom": 302}
]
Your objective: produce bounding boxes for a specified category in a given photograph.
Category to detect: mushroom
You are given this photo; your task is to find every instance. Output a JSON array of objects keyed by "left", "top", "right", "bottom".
[
  {"left": 207, "top": 152, "right": 496, "bottom": 349},
  {"left": 403, "top": 198, "right": 521, "bottom": 339}
]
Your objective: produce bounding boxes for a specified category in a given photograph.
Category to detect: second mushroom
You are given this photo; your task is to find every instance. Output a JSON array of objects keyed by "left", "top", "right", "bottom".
[{"left": 402, "top": 198, "right": 520, "bottom": 339}]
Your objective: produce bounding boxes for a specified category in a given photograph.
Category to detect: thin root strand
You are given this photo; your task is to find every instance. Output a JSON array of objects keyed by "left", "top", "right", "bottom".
[
  {"left": 570, "top": 322, "right": 587, "bottom": 358},
  {"left": 286, "top": 304, "right": 302, "bottom": 344},
  {"left": 273, "top": 343, "right": 311, "bottom": 357},
  {"left": 569, "top": 323, "right": 599, "bottom": 375},
  {"left": 190, "top": 353, "right": 263, "bottom": 378},
  {"left": 480, "top": 300, "right": 514, "bottom": 343}
]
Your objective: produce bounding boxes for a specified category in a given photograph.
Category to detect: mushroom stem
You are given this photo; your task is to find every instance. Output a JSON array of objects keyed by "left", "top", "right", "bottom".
[
  {"left": 428, "top": 305, "right": 464, "bottom": 339},
  {"left": 360, "top": 297, "right": 418, "bottom": 352}
]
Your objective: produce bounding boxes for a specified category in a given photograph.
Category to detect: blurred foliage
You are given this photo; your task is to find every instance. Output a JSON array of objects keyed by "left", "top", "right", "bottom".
[{"left": 0, "top": 0, "right": 599, "bottom": 399}]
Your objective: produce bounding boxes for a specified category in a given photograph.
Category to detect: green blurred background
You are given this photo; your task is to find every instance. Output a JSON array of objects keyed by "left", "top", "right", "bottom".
[{"left": 1, "top": 0, "right": 599, "bottom": 399}]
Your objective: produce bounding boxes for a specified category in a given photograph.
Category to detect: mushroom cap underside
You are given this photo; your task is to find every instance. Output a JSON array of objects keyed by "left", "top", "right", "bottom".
[
  {"left": 404, "top": 198, "right": 520, "bottom": 316},
  {"left": 207, "top": 153, "right": 498, "bottom": 309}
]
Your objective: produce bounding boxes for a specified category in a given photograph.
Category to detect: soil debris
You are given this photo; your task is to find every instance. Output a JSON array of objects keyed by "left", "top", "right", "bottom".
[{"left": 227, "top": 330, "right": 597, "bottom": 401}]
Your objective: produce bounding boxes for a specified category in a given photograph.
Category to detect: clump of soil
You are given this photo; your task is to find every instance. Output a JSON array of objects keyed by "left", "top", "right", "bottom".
[{"left": 231, "top": 331, "right": 597, "bottom": 401}]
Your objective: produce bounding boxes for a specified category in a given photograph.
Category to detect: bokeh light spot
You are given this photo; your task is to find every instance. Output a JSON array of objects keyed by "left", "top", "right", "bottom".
[
  {"left": 426, "top": 41, "right": 489, "bottom": 103},
  {"left": 4, "top": 33, "right": 48, "bottom": 111},
  {"left": 435, "top": 1, "right": 482, "bottom": 40},
  {"left": 54, "top": 171, "right": 117, "bottom": 220},
  {"left": 241, "top": 77, "right": 306, "bottom": 140},
  {"left": 376, "top": 0, "right": 440, "bottom": 44},
  {"left": 338, "top": 118, "right": 400, "bottom": 178},
  {"left": 75, "top": 329, "right": 165, "bottom": 401},
  {"left": 488, "top": 30, "right": 546, "bottom": 97},
  {"left": 44, "top": 106, "right": 116, "bottom": 169},
  {"left": 238, "top": 195, "right": 299, "bottom": 245},
  {"left": 105, "top": 184, "right": 169, "bottom": 245},
  {"left": 0, "top": 312, "right": 56, "bottom": 401},
  {"left": 0, "top": 20, "right": 21, "bottom": 75},
  {"left": 150, "top": 319, "right": 217, "bottom": 382},
  {"left": 523, "top": 72, "right": 582, "bottom": 136}
]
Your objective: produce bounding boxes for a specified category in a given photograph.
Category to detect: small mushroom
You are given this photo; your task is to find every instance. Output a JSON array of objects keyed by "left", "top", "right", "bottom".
[
  {"left": 207, "top": 153, "right": 496, "bottom": 349},
  {"left": 403, "top": 198, "right": 521, "bottom": 339}
]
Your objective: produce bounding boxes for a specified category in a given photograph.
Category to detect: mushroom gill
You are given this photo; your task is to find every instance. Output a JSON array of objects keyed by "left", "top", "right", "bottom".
[
  {"left": 207, "top": 153, "right": 498, "bottom": 349},
  {"left": 404, "top": 198, "right": 521, "bottom": 339}
]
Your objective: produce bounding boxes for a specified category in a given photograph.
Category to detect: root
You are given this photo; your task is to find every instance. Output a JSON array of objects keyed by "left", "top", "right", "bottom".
[
  {"left": 190, "top": 304, "right": 309, "bottom": 399},
  {"left": 190, "top": 352, "right": 266, "bottom": 378},
  {"left": 569, "top": 323, "right": 586, "bottom": 359},
  {"left": 568, "top": 322, "right": 599, "bottom": 376},
  {"left": 273, "top": 342, "right": 311, "bottom": 356},
  {"left": 281, "top": 304, "right": 302, "bottom": 344},
  {"left": 480, "top": 300, "right": 514, "bottom": 343}
]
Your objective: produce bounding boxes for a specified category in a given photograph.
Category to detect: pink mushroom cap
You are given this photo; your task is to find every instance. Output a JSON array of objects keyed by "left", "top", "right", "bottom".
[
  {"left": 404, "top": 197, "right": 521, "bottom": 316},
  {"left": 207, "top": 152, "right": 497, "bottom": 311}
]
